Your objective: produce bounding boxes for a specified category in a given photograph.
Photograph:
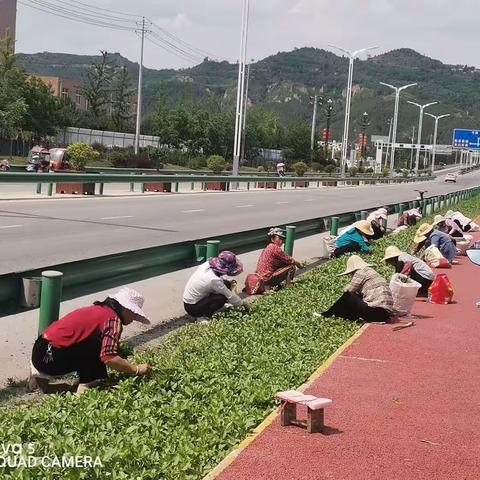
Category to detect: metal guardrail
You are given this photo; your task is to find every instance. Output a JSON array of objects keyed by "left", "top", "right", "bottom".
[{"left": 0, "top": 186, "right": 477, "bottom": 318}]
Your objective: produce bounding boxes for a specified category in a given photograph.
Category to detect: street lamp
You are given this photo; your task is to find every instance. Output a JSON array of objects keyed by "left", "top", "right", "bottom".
[
  {"left": 425, "top": 113, "right": 450, "bottom": 174},
  {"left": 329, "top": 45, "right": 379, "bottom": 176},
  {"left": 407, "top": 101, "right": 438, "bottom": 174},
  {"left": 324, "top": 99, "right": 334, "bottom": 160},
  {"left": 379, "top": 82, "right": 417, "bottom": 174},
  {"left": 360, "top": 111, "right": 370, "bottom": 167}
]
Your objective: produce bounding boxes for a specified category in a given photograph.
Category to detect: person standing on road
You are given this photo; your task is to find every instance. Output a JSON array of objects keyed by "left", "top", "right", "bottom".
[
  {"left": 383, "top": 246, "right": 435, "bottom": 297},
  {"left": 31, "top": 288, "right": 151, "bottom": 395},
  {"left": 323, "top": 255, "right": 394, "bottom": 323},
  {"left": 412, "top": 223, "right": 457, "bottom": 264},
  {"left": 183, "top": 251, "right": 248, "bottom": 320},
  {"left": 333, "top": 221, "right": 374, "bottom": 258}
]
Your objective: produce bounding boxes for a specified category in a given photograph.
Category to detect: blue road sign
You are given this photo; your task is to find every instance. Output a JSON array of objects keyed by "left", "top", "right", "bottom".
[{"left": 452, "top": 129, "right": 480, "bottom": 149}]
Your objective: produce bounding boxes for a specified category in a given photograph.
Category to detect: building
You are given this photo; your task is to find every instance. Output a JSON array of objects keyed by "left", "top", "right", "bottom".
[
  {"left": 37, "top": 76, "right": 89, "bottom": 111},
  {"left": 0, "top": 0, "right": 17, "bottom": 50}
]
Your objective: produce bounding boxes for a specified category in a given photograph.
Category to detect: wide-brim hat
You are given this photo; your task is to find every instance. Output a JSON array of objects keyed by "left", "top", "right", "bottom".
[
  {"left": 339, "top": 255, "right": 373, "bottom": 276},
  {"left": 383, "top": 245, "right": 402, "bottom": 261},
  {"left": 355, "top": 220, "right": 375, "bottom": 236},
  {"left": 414, "top": 223, "right": 433, "bottom": 244},
  {"left": 110, "top": 287, "right": 150, "bottom": 324},
  {"left": 375, "top": 208, "right": 388, "bottom": 220},
  {"left": 444, "top": 210, "right": 455, "bottom": 219},
  {"left": 433, "top": 215, "right": 446, "bottom": 225},
  {"left": 209, "top": 251, "right": 244, "bottom": 276},
  {"left": 406, "top": 208, "right": 422, "bottom": 219},
  {"left": 268, "top": 227, "right": 286, "bottom": 239}
]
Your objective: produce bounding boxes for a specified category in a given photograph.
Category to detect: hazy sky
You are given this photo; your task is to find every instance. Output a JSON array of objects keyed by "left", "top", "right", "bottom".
[{"left": 15, "top": 0, "right": 479, "bottom": 70}]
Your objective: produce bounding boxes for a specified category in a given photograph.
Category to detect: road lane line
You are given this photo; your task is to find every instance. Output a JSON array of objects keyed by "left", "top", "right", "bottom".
[
  {"left": 277, "top": 201, "right": 290, "bottom": 204},
  {"left": 182, "top": 209, "right": 205, "bottom": 213},
  {"left": 236, "top": 204, "right": 255, "bottom": 208},
  {"left": 101, "top": 215, "right": 134, "bottom": 220},
  {"left": 304, "top": 199, "right": 315, "bottom": 202},
  {"left": 0, "top": 225, "right": 23, "bottom": 229}
]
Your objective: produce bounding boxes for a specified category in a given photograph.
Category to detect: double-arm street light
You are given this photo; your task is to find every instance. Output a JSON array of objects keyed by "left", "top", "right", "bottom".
[
  {"left": 425, "top": 113, "right": 450, "bottom": 174},
  {"left": 329, "top": 45, "right": 379, "bottom": 176},
  {"left": 379, "top": 82, "right": 417, "bottom": 174},
  {"left": 407, "top": 101, "right": 438, "bottom": 174}
]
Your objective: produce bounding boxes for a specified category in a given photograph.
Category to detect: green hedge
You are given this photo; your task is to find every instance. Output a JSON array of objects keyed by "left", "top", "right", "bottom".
[{"left": 1, "top": 194, "right": 479, "bottom": 480}]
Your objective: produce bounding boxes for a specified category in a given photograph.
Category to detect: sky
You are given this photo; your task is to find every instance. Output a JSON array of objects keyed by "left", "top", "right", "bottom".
[{"left": 14, "top": 0, "right": 480, "bottom": 70}]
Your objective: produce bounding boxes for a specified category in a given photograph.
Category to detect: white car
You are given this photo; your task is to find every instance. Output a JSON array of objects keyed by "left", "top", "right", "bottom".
[{"left": 445, "top": 173, "right": 457, "bottom": 183}]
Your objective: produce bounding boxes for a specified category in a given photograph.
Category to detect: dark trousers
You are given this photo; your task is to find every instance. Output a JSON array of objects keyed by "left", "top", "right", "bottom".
[
  {"left": 333, "top": 243, "right": 361, "bottom": 258},
  {"left": 32, "top": 335, "right": 107, "bottom": 384},
  {"left": 371, "top": 223, "right": 385, "bottom": 240},
  {"left": 323, "top": 292, "right": 391, "bottom": 323},
  {"left": 454, "top": 219, "right": 472, "bottom": 232},
  {"left": 265, "top": 265, "right": 296, "bottom": 287},
  {"left": 184, "top": 294, "right": 228, "bottom": 318},
  {"left": 410, "top": 271, "right": 433, "bottom": 297}
]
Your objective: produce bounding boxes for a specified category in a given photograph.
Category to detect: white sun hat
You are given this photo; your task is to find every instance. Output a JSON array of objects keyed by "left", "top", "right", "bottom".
[
  {"left": 339, "top": 255, "right": 373, "bottom": 276},
  {"left": 110, "top": 288, "right": 150, "bottom": 324}
]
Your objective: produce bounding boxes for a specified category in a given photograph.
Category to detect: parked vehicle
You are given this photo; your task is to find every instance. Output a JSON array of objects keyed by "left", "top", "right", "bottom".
[
  {"left": 48, "top": 148, "right": 68, "bottom": 171},
  {"left": 0, "top": 159, "right": 10, "bottom": 172},
  {"left": 26, "top": 146, "right": 51, "bottom": 172},
  {"left": 445, "top": 173, "right": 457, "bottom": 183}
]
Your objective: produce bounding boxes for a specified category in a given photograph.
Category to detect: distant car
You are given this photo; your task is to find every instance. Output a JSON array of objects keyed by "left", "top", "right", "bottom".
[{"left": 445, "top": 173, "right": 457, "bottom": 183}]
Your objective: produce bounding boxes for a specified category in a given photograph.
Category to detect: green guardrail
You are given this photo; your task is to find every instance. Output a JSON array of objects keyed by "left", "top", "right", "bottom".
[{"left": 1, "top": 185, "right": 478, "bottom": 318}]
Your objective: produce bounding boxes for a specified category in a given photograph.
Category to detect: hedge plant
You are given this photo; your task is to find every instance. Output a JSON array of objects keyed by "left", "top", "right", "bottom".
[{"left": 1, "top": 194, "right": 479, "bottom": 480}]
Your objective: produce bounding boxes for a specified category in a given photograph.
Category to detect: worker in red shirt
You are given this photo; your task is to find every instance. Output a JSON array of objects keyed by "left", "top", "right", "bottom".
[
  {"left": 31, "top": 288, "right": 151, "bottom": 395},
  {"left": 255, "top": 227, "right": 302, "bottom": 288}
]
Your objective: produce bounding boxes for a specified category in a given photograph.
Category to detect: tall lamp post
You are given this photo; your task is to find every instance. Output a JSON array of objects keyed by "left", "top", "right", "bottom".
[
  {"left": 329, "top": 45, "right": 379, "bottom": 177},
  {"left": 310, "top": 94, "right": 322, "bottom": 152},
  {"left": 379, "top": 82, "right": 417, "bottom": 174},
  {"left": 360, "top": 111, "right": 370, "bottom": 167},
  {"left": 324, "top": 99, "right": 334, "bottom": 160},
  {"left": 407, "top": 101, "right": 438, "bottom": 174},
  {"left": 425, "top": 113, "right": 450, "bottom": 174}
]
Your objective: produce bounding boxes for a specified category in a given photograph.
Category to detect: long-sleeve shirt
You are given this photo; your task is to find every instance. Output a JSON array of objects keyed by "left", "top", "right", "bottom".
[
  {"left": 336, "top": 228, "right": 371, "bottom": 254},
  {"left": 451, "top": 213, "right": 471, "bottom": 229},
  {"left": 426, "top": 229, "right": 457, "bottom": 263},
  {"left": 43, "top": 306, "right": 123, "bottom": 363},
  {"left": 256, "top": 243, "right": 295, "bottom": 281},
  {"left": 395, "top": 253, "right": 435, "bottom": 281},
  {"left": 345, "top": 267, "right": 393, "bottom": 312},
  {"left": 183, "top": 261, "right": 242, "bottom": 306},
  {"left": 441, "top": 219, "right": 464, "bottom": 237}
]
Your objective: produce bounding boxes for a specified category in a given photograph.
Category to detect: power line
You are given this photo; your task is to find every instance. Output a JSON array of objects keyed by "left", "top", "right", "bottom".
[
  {"left": 149, "top": 30, "right": 202, "bottom": 63},
  {"left": 58, "top": 0, "right": 143, "bottom": 18}
]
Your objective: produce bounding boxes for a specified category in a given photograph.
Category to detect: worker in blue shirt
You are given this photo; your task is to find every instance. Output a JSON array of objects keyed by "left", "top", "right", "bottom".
[
  {"left": 333, "top": 221, "right": 374, "bottom": 258},
  {"left": 412, "top": 223, "right": 457, "bottom": 263}
]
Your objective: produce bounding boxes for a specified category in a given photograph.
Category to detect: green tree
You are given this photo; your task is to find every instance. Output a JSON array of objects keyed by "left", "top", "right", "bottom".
[
  {"left": 207, "top": 154, "right": 226, "bottom": 173},
  {"left": 110, "top": 66, "right": 134, "bottom": 132},
  {"left": 282, "top": 122, "right": 311, "bottom": 162}
]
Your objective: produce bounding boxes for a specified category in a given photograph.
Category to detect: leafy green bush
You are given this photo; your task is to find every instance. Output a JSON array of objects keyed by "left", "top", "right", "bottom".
[
  {"left": 187, "top": 157, "right": 207, "bottom": 170},
  {"left": 207, "top": 155, "right": 227, "bottom": 174},
  {"left": 66, "top": 143, "right": 99, "bottom": 171},
  {"left": 348, "top": 167, "right": 359, "bottom": 177},
  {"left": 0, "top": 194, "right": 478, "bottom": 479},
  {"left": 292, "top": 161, "right": 308, "bottom": 177}
]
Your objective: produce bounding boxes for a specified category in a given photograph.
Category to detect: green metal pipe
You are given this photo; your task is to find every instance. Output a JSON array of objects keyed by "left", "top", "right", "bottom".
[
  {"left": 206, "top": 240, "right": 221, "bottom": 259},
  {"left": 284, "top": 225, "right": 296, "bottom": 256},
  {"left": 191, "top": 181, "right": 195, "bottom": 191},
  {"left": 330, "top": 217, "right": 339, "bottom": 236},
  {"left": 175, "top": 182, "right": 179, "bottom": 193},
  {"left": 36, "top": 183, "right": 42, "bottom": 194},
  {"left": 398, "top": 203, "right": 405, "bottom": 215},
  {"left": 360, "top": 210, "right": 368, "bottom": 220},
  {"left": 354, "top": 212, "right": 362, "bottom": 222},
  {"left": 47, "top": 183, "right": 53, "bottom": 197},
  {"left": 38, "top": 270, "right": 63, "bottom": 336},
  {"left": 141, "top": 183, "right": 146, "bottom": 194},
  {"left": 130, "top": 173, "right": 135, "bottom": 192}
]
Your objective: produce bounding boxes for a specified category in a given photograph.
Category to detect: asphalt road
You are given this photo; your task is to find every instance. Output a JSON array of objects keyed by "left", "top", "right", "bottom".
[{"left": 1, "top": 170, "right": 479, "bottom": 274}]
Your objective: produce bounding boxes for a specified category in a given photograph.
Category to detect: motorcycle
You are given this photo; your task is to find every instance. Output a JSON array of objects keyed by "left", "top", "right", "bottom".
[{"left": 0, "top": 159, "right": 10, "bottom": 172}]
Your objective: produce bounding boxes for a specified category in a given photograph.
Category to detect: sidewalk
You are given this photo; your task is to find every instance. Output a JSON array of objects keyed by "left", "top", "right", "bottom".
[{"left": 214, "top": 234, "right": 480, "bottom": 480}]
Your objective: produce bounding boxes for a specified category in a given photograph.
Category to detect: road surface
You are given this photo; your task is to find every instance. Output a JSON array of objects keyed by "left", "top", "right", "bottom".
[{"left": 0, "top": 170, "right": 478, "bottom": 274}]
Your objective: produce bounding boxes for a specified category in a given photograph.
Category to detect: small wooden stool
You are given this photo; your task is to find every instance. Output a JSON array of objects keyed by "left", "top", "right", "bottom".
[{"left": 276, "top": 390, "right": 332, "bottom": 433}]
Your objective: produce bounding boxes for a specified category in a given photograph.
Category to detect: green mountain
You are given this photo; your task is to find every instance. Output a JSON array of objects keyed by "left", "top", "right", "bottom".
[{"left": 16, "top": 47, "right": 480, "bottom": 143}]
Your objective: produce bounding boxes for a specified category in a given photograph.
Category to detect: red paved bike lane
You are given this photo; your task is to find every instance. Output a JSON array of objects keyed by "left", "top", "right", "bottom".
[{"left": 215, "top": 238, "right": 480, "bottom": 480}]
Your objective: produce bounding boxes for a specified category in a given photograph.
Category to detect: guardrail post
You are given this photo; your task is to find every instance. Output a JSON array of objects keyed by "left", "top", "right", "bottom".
[
  {"left": 174, "top": 182, "right": 179, "bottom": 193},
  {"left": 191, "top": 181, "right": 195, "bottom": 191},
  {"left": 130, "top": 173, "right": 135, "bottom": 192},
  {"left": 99, "top": 173, "right": 104, "bottom": 196},
  {"left": 360, "top": 210, "right": 368, "bottom": 220},
  {"left": 141, "top": 183, "right": 146, "bottom": 194},
  {"left": 38, "top": 271, "right": 63, "bottom": 336},
  {"left": 285, "top": 225, "right": 296, "bottom": 256},
  {"left": 47, "top": 183, "right": 53, "bottom": 197},
  {"left": 36, "top": 183, "right": 42, "bottom": 195},
  {"left": 330, "top": 217, "right": 339, "bottom": 236},
  {"left": 398, "top": 203, "right": 405, "bottom": 215},
  {"left": 206, "top": 240, "right": 221, "bottom": 259},
  {"left": 247, "top": 181, "right": 250, "bottom": 191},
  {"left": 354, "top": 212, "right": 362, "bottom": 221}
]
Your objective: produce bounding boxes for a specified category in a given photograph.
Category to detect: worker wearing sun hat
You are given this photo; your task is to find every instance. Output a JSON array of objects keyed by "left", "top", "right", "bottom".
[
  {"left": 412, "top": 223, "right": 457, "bottom": 263},
  {"left": 333, "top": 220, "right": 375, "bottom": 258},
  {"left": 183, "top": 250, "right": 248, "bottom": 320},
  {"left": 383, "top": 245, "right": 435, "bottom": 296},
  {"left": 433, "top": 214, "right": 464, "bottom": 239},
  {"left": 323, "top": 255, "right": 393, "bottom": 323},
  {"left": 366, "top": 207, "right": 388, "bottom": 240},
  {"left": 31, "top": 287, "right": 152, "bottom": 395}
]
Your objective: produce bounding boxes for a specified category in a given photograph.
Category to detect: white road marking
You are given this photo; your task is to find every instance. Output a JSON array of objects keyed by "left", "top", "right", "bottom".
[
  {"left": 101, "top": 215, "right": 134, "bottom": 220},
  {"left": 182, "top": 209, "right": 205, "bottom": 213},
  {"left": 304, "top": 199, "right": 315, "bottom": 202},
  {"left": 0, "top": 225, "right": 23, "bottom": 229},
  {"left": 277, "top": 201, "right": 290, "bottom": 204},
  {"left": 236, "top": 204, "right": 255, "bottom": 208}
]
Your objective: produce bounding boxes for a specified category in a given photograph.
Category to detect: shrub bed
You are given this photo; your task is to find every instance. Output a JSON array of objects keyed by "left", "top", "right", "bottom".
[{"left": 1, "top": 194, "right": 479, "bottom": 480}]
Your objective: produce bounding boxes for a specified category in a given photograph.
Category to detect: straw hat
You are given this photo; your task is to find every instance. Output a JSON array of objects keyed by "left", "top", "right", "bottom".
[
  {"left": 383, "top": 245, "right": 402, "bottom": 261},
  {"left": 339, "top": 255, "right": 373, "bottom": 276},
  {"left": 414, "top": 223, "right": 434, "bottom": 244},
  {"left": 433, "top": 214, "right": 446, "bottom": 226},
  {"left": 110, "top": 288, "right": 150, "bottom": 324},
  {"left": 355, "top": 220, "right": 374, "bottom": 236}
]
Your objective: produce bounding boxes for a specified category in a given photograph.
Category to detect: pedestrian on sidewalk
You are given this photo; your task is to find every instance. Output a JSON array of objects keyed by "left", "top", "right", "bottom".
[
  {"left": 412, "top": 223, "right": 457, "bottom": 264},
  {"left": 366, "top": 207, "right": 388, "bottom": 240},
  {"left": 252, "top": 227, "right": 302, "bottom": 290},
  {"left": 323, "top": 255, "right": 393, "bottom": 323},
  {"left": 31, "top": 288, "right": 152, "bottom": 395},
  {"left": 183, "top": 251, "right": 248, "bottom": 320},
  {"left": 333, "top": 221, "right": 374, "bottom": 258},
  {"left": 383, "top": 246, "right": 435, "bottom": 297}
]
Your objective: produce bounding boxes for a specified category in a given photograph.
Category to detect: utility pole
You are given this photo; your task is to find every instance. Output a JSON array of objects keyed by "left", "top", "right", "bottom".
[
  {"left": 310, "top": 94, "right": 322, "bottom": 152},
  {"left": 233, "top": 0, "right": 250, "bottom": 177},
  {"left": 410, "top": 126, "right": 415, "bottom": 170},
  {"left": 240, "top": 61, "right": 252, "bottom": 163},
  {"left": 324, "top": 99, "right": 334, "bottom": 160},
  {"left": 385, "top": 118, "right": 393, "bottom": 170},
  {"left": 134, "top": 17, "right": 147, "bottom": 155},
  {"left": 360, "top": 111, "right": 370, "bottom": 168}
]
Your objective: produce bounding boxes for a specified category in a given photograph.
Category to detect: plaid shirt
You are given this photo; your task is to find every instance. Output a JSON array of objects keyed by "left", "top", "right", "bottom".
[
  {"left": 346, "top": 267, "right": 393, "bottom": 312},
  {"left": 256, "top": 243, "right": 295, "bottom": 281}
]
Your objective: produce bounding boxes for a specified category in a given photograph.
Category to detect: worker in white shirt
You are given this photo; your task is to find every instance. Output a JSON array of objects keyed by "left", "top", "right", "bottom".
[{"left": 183, "top": 251, "right": 249, "bottom": 319}]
